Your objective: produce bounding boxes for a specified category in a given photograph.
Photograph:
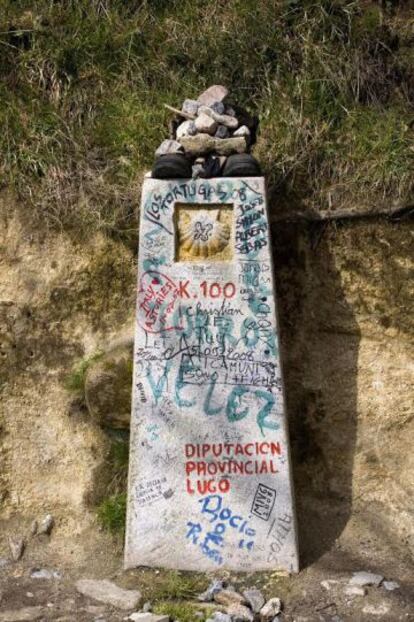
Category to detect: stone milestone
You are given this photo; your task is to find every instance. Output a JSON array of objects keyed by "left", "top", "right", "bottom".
[{"left": 125, "top": 176, "right": 298, "bottom": 572}]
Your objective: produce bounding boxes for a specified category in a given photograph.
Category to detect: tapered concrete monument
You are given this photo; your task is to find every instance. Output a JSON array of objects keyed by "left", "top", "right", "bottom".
[{"left": 125, "top": 176, "right": 299, "bottom": 572}]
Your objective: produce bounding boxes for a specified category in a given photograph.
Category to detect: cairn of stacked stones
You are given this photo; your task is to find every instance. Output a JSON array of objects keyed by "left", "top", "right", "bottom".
[{"left": 155, "top": 85, "right": 258, "bottom": 178}]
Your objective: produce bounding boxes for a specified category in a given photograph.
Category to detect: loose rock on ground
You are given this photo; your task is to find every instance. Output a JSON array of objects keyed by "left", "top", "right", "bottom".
[
  {"left": 260, "top": 597, "right": 282, "bottom": 620},
  {"left": 349, "top": 571, "right": 384, "bottom": 587},
  {"left": 242, "top": 588, "right": 265, "bottom": 613},
  {"left": 76, "top": 579, "right": 141, "bottom": 610},
  {"left": 0, "top": 608, "right": 44, "bottom": 622}
]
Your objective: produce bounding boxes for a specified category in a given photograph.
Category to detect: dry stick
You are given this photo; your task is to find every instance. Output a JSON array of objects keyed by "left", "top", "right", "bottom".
[
  {"left": 163, "top": 104, "right": 195, "bottom": 120},
  {"left": 271, "top": 203, "right": 414, "bottom": 223}
]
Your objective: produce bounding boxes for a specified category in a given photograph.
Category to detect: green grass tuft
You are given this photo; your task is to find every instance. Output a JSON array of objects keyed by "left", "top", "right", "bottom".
[
  {"left": 65, "top": 351, "right": 103, "bottom": 394},
  {"left": 149, "top": 570, "right": 203, "bottom": 601},
  {"left": 97, "top": 492, "right": 127, "bottom": 535},
  {"left": 0, "top": 0, "right": 413, "bottom": 234},
  {"left": 154, "top": 601, "right": 209, "bottom": 622}
]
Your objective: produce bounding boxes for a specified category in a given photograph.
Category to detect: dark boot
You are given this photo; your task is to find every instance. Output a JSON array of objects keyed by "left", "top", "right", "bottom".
[
  {"left": 222, "top": 154, "right": 262, "bottom": 177},
  {"left": 152, "top": 154, "right": 192, "bottom": 179}
]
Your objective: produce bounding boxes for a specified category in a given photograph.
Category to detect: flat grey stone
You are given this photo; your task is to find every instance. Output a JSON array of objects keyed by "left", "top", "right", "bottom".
[
  {"left": 194, "top": 112, "right": 217, "bottom": 135},
  {"left": 233, "top": 125, "right": 251, "bottom": 138},
  {"left": 176, "top": 120, "right": 197, "bottom": 140},
  {"left": 211, "top": 614, "right": 231, "bottom": 622},
  {"left": 127, "top": 615, "right": 168, "bottom": 622},
  {"left": 197, "top": 85, "right": 228, "bottom": 106},
  {"left": 226, "top": 604, "right": 254, "bottom": 622},
  {"left": 0, "top": 608, "right": 44, "bottom": 622},
  {"left": 155, "top": 140, "right": 184, "bottom": 157},
  {"left": 182, "top": 99, "right": 200, "bottom": 116},
  {"left": 260, "top": 598, "right": 282, "bottom": 620},
  {"left": 199, "top": 105, "right": 238, "bottom": 129},
  {"left": 211, "top": 102, "right": 225, "bottom": 114},
  {"left": 383, "top": 580, "right": 399, "bottom": 591},
  {"left": 180, "top": 134, "right": 246, "bottom": 156},
  {"left": 349, "top": 571, "right": 384, "bottom": 587},
  {"left": 38, "top": 514, "right": 54, "bottom": 535},
  {"left": 243, "top": 588, "right": 265, "bottom": 613},
  {"left": 76, "top": 579, "right": 141, "bottom": 610},
  {"left": 215, "top": 125, "right": 230, "bottom": 139}
]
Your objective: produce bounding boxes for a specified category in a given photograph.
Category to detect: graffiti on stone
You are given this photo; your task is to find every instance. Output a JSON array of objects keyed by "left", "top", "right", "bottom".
[{"left": 125, "top": 177, "right": 298, "bottom": 573}]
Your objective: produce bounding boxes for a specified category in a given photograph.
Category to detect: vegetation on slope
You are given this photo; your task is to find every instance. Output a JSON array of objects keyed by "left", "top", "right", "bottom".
[{"left": 0, "top": 0, "right": 413, "bottom": 238}]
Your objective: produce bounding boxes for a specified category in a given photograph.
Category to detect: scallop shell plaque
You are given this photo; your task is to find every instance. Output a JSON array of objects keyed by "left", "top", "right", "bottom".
[{"left": 178, "top": 209, "right": 230, "bottom": 258}]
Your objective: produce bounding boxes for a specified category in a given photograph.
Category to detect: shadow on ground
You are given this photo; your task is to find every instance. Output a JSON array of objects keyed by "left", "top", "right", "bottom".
[{"left": 272, "top": 220, "right": 361, "bottom": 569}]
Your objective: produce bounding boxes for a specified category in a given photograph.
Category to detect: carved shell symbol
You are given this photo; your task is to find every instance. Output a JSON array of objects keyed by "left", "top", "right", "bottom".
[{"left": 179, "top": 209, "right": 230, "bottom": 258}]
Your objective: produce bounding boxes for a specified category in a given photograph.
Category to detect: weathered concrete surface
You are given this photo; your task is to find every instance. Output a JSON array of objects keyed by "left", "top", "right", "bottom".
[{"left": 125, "top": 178, "right": 298, "bottom": 572}]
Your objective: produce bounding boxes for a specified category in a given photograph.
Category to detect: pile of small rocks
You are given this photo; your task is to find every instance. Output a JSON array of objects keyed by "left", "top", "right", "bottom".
[
  {"left": 199, "top": 580, "right": 281, "bottom": 622},
  {"left": 72, "top": 578, "right": 280, "bottom": 621},
  {"left": 155, "top": 85, "right": 258, "bottom": 178}
]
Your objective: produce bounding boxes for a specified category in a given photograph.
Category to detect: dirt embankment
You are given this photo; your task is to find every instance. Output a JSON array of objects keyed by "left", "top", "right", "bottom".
[{"left": 0, "top": 202, "right": 412, "bottom": 579}]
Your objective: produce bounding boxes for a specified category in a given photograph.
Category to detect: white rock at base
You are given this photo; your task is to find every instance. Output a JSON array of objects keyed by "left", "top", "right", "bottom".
[
  {"left": 209, "top": 613, "right": 231, "bottom": 622},
  {"left": 0, "top": 608, "right": 44, "bottom": 622},
  {"left": 30, "top": 568, "right": 61, "bottom": 580},
  {"left": 383, "top": 580, "right": 400, "bottom": 591},
  {"left": 127, "top": 615, "right": 169, "bottom": 622},
  {"left": 76, "top": 579, "right": 141, "bottom": 610},
  {"left": 195, "top": 113, "right": 217, "bottom": 135},
  {"left": 30, "top": 568, "right": 62, "bottom": 579},
  {"left": 349, "top": 571, "right": 384, "bottom": 587},
  {"left": 155, "top": 140, "right": 184, "bottom": 156},
  {"left": 362, "top": 603, "right": 390, "bottom": 616},
  {"left": 260, "top": 598, "right": 282, "bottom": 621},
  {"left": 197, "top": 85, "right": 228, "bottom": 106}
]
